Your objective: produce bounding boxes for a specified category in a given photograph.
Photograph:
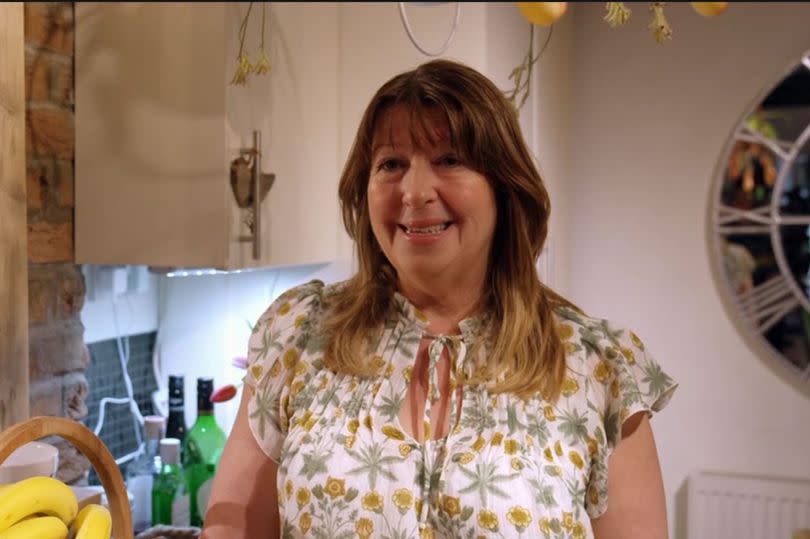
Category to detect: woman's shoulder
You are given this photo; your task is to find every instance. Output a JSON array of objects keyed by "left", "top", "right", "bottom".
[{"left": 252, "top": 278, "right": 347, "bottom": 333}]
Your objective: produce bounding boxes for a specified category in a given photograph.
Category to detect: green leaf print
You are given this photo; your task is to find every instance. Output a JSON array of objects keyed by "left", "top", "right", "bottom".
[
  {"left": 248, "top": 384, "right": 278, "bottom": 439},
  {"left": 250, "top": 326, "right": 285, "bottom": 361},
  {"left": 376, "top": 385, "right": 405, "bottom": 423},
  {"left": 527, "top": 478, "right": 558, "bottom": 508},
  {"left": 457, "top": 457, "right": 519, "bottom": 506},
  {"left": 300, "top": 448, "right": 330, "bottom": 480},
  {"left": 527, "top": 415, "right": 551, "bottom": 447},
  {"left": 642, "top": 361, "right": 675, "bottom": 400},
  {"left": 557, "top": 408, "right": 589, "bottom": 445},
  {"left": 346, "top": 440, "right": 400, "bottom": 490},
  {"left": 461, "top": 392, "right": 497, "bottom": 431}
]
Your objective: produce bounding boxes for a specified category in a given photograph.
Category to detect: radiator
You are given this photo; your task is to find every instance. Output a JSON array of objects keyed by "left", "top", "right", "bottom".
[{"left": 688, "top": 471, "right": 810, "bottom": 539}]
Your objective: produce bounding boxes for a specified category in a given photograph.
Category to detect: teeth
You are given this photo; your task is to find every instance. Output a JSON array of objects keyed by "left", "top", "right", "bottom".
[{"left": 406, "top": 223, "right": 448, "bottom": 234}]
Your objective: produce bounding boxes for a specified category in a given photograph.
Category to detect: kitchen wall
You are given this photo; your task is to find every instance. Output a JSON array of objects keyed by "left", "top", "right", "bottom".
[{"left": 564, "top": 3, "right": 810, "bottom": 538}]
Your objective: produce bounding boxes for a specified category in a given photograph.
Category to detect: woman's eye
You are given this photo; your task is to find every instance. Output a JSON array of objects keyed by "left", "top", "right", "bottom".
[
  {"left": 438, "top": 154, "right": 461, "bottom": 167},
  {"left": 376, "top": 159, "right": 402, "bottom": 173}
]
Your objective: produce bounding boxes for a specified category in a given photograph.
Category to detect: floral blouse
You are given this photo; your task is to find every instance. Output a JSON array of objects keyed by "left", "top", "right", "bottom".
[{"left": 243, "top": 280, "right": 677, "bottom": 539}]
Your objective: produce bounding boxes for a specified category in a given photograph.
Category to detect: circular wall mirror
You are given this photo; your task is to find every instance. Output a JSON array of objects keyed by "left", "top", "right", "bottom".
[{"left": 709, "top": 48, "right": 810, "bottom": 391}]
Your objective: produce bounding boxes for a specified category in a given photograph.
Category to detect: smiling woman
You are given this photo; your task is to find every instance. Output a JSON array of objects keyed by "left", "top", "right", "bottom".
[{"left": 203, "top": 59, "right": 678, "bottom": 539}]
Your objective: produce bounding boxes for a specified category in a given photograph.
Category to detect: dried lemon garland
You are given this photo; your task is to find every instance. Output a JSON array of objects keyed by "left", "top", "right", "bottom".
[{"left": 231, "top": 2, "right": 271, "bottom": 86}]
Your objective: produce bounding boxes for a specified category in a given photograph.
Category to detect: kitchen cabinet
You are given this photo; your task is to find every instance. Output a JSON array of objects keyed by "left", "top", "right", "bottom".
[{"left": 75, "top": 2, "right": 340, "bottom": 270}]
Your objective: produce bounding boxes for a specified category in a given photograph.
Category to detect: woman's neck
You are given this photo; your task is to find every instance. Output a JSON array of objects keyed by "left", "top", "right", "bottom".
[{"left": 396, "top": 276, "right": 486, "bottom": 335}]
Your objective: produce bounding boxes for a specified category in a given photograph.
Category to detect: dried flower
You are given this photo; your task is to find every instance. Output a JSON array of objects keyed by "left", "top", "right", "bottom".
[
  {"left": 231, "top": 49, "right": 252, "bottom": 86},
  {"left": 649, "top": 2, "right": 672, "bottom": 44},
  {"left": 254, "top": 48, "right": 271, "bottom": 75},
  {"left": 604, "top": 2, "right": 631, "bottom": 27}
]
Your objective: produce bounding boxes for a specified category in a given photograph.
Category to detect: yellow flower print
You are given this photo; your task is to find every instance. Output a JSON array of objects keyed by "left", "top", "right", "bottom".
[
  {"left": 511, "top": 457, "right": 524, "bottom": 471},
  {"left": 361, "top": 491, "right": 383, "bottom": 512},
  {"left": 569, "top": 450, "right": 584, "bottom": 469},
  {"left": 384, "top": 363, "right": 395, "bottom": 377},
  {"left": 333, "top": 407, "right": 343, "bottom": 419},
  {"left": 371, "top": 355, "right": 386, "bottom": 371},
  {"left": 382, "top": 425, "right": 406, "bottom": 440},
  {"left": 296, "top": 487, "right": 310, "bottom": 507},
  {"left": 504, "top": 439, "right": 519, "bottom": 455},
  {"left": 296, "top": 410, "right": 312, "bottom": 428},
  {"left": 573, "top": 522, "right": 587, "bottom": 539},
  {"left": 348, "top": 379, "right": 358, "bottom": 391},
  {"left": 290, "top": 380, "right": 305, "bottom": 398},
  {"left": 295, "top": 361, "right": 308, "bottom": 377},
  {"left": 611, "top": 379, "right": 620, "bottom": 399},
  {"left": 491, "top": 432, "right": 504, "bottom": 446},
  {"left": 562, "top": 511, "right": 574, "bottom": 530},
  {"left": 620, "top": 407, "right": 630, "bottom": 421},
  {"left": 393, "top": 488, "right": 413, "bottom": 511},
  {"left": 294, "top": 314, "right": 307, "bottom": 327},
  {"left": 630, "top": 330, "right": 644, "bottom": 349},
  {"left": 299, "top": 512, "right": 312, "bottom": 534},
  {"left": 507, "top": 506, "right": 532, "bottom": 531},
  {"left": 564, "top": 342, "right": 577, "bottom": 354},
  {"left": 477, "top": 509, "right": 499, "bottom": 531},
  {"left": 283, "top": 348, "right": 299, "bottom": 369},
  {"left": 621, "top": 346, "right": 636, "bottom": 364},
  {"left": 277, "top": 302, "right": 291, "bottom": 315},
  {"left": 324, "top": 476, "right": 345, "bottom": 499},
  {"left": 544, "top": 405, "right": 556, "bottom": 422},
  {"left": 457, "top": 452, "right": 476, "bottom": 465},
  {"left": 347, "top": 418, "right": 359, "bottom": 434},
  {"left": 268, "top": 360, "right": 281, "bottom": 378},
  {"left": 588, "top": 484, "right": 600, "bottom": 506},
  {"left": 587, "top": 437, "right": 598, "bottom": 457},
  {"left": 593, "top": 360, "right": 612, "bottom": 383},
  {"left": 472, "top": 436, "right": 486, "bottom": 452},
  {"left": 403, "top": 365, "right": 413, "bottom": 383},
  {"left": 539, "top": 517, "right": 551, "bottom": 534},
  {"left": 525, "top": 435, "right": 534, "bottom": 448},
  {"left": 419, "top": 527, "right": 435, "bottom": 539},
  {"left": 344, "top": 434, "right": 356, "bottom": 449},
  {"left": 561, "top": 377, "right": 579, "bottom": 397},
  {"left": 547, "top": 465, "right": 562, "bottom": 476},
  {"left": 399, "top": 443, "right": 413, "bottom": 457},
  {"left": 355, "top": 517, "right": 373, "bottom": 539},
  {"left": 441, "top": 495, "right": 462, "bottom": 518},
  {"left": 543, "top": 447, "right": 554, "bottom": 462},
  {"left": 285, "top": 479, "right": 293, "bottom": 499},
  {"left": 558, "top": 323, "right": 574, "bottom": 340},
  {"left": 303, "top": 416, "right": 317, "bottom": 431},
  {"left": 415, "top": 498, "right": 423, "bottom": 517},
  {"left": 554, "top": 440, "right": 563, "bottom": 456},
  {"left": 250, "top": 363, "right": 264, "bottom": 380},
  {"left": 364, "top": 415, "right": 373, "bottom": 430}
]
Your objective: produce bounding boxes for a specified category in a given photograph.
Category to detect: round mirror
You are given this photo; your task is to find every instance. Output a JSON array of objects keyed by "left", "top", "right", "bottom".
[{"left": 709, "top": 48, "right": 810, "bottom": 389}]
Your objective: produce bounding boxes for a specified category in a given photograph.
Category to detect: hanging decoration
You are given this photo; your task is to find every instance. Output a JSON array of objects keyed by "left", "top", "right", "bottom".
[{"left": 231, "top": 2, "right": 271, "bottom": 86}]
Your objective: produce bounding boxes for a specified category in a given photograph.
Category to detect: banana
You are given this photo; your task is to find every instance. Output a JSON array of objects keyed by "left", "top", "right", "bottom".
[
  {"left": 73, "top": 504, "right": 112, "bottom": 539},
  {"left": 0, "top": 516, "right": 68, "bottom": 539},
  {"left": 0, "top": 476, "right": 78, "bottom": 533}
]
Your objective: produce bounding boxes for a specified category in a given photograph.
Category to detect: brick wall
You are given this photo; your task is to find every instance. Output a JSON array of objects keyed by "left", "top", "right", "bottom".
[{"left": 25, "top": 2, "right": 91, "bottom": 484}]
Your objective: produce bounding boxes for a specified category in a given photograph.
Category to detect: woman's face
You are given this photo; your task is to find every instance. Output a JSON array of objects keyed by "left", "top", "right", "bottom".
[{"left": 367, "top": 105, "right": 497, "bottom": 289}]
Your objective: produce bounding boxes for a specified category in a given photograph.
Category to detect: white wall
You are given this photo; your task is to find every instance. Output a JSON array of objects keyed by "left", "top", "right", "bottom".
[{"left": 560, "top": 4, "right": 810, "bottom": 538}]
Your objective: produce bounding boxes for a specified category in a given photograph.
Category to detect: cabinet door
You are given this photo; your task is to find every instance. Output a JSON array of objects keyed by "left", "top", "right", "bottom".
[
  {"left": 224, "top": 2, "right": 340, "bottom": 270},
  {"left": 76, "top": 3, "right": 231, "bottom": 268}
]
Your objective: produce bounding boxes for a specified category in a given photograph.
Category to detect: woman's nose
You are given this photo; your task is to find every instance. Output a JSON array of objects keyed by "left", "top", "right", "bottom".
[{"left": 401, "top": 159, "right": 437, "bottom": 208}]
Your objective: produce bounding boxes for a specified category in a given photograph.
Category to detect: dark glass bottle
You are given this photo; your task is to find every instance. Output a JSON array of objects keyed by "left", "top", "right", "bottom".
[{"left": 165, "top": 375, "right": 187, "bottom": 447}]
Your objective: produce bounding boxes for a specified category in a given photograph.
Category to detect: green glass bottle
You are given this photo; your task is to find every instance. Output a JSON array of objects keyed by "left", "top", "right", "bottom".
[
  {"left": 184, "top": 377, "right": 226, "bottom": 527},
  {"left": 151, "top": 438, "right": 189, "bottom": 527}
]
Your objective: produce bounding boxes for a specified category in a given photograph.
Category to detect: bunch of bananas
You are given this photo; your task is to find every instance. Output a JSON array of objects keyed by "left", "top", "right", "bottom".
[{"left": 0, "top": 476, "right": 112, "bottom": 539}]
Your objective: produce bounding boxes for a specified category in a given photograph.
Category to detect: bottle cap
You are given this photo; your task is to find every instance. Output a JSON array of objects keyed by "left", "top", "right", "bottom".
[
  {"left": 169, "top": 375, "right": 184, "bottom": 395},
  {"left": 143, "top": 415, "right": 165, "bottom": 441},
  {"left": 197, "top": 377, "right": 214, "bottom": 412},
  {"left": 160, "top": 438, "right": 181, "bottom": 464}
]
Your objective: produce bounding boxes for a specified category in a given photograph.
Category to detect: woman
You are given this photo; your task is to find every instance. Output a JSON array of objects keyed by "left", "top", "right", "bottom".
[{"left": 203, "top": 59, "right": 677, "bottom": 539}]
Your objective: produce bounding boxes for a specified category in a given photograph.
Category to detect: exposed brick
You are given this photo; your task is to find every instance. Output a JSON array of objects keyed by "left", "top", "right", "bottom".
[
  {"left": 50, "top": 57, "right": 73, "bottom": 107},
  {"left": 30, "top": 319, "right": 89, "bottom": 379},
  {"left": 24, "top": 3, "right": 74, "bottom": 55},
  {"left": 63, "top": 372, "right": 89, "bottom": 420},
  {"left": 25, "top": 48, "right": 50, "bottom": 102},
  {"left": 45, "top": 437, "right": 90, "bottom": 485},
  {"left": 29, "top": 378, "right": 63, "bottom": 417},
  {"left": 55, "top": 159, "right": 73, "bottom": 208},
  {"left": 26, "top": 106, "right": 74, "bottom": 159},
  {"left": 28, "top": 275, "right": 53, "bottom": 325},
  {"left": 56, "top": 266, "right": 85, "bottom": 319},
  {"left": 28, "top": 219, "right": 73, "bottom": 263},
  {"left": 26, "top": 163, "right": 46, "bottom": 210}
]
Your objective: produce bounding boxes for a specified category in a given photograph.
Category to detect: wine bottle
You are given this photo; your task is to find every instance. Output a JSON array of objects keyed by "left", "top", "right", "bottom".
[
  {"left": 165, "top": 375, "right": 187, "bottom": 450},
  {"left": 126, "top": 415, "right": 165, "bottom": 533},
  {"left": 151, "top": 438, "right": 189, "bottom": 527},
  {"left": 184, "top": 377, "right": 226, "bottom": 527}
]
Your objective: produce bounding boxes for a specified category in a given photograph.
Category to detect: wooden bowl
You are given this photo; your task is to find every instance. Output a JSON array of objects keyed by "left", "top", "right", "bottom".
[{"left": 0, "top": 416, "right": 133, "bottom": 539}]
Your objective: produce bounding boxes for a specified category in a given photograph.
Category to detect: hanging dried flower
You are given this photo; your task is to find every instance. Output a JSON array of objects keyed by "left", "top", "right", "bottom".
[
  {"left": 648, "top": 2, "right": 672, "bottom": 44},
  {"left": 231, "top": 50, "right": 253, "bottom": 86},
  {"left": 604, "top": 2, "right": 631, "bottom": 27},
  {"left": 230, "top": 2, "right": 271, "bottom": 86},
  {"left": 254, "top": 49, "right": 271, "bottom": 75}
]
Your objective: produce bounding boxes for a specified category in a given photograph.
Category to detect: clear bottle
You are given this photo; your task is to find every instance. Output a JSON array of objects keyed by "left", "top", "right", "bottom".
[
  {"left": 126, "top": 415, "right": 165, "bottom": 534},
  {"left": 184, "top": 377, "right": 226, "bottom": 527},
  {"left": 151, "top": 438, "right": 189, "bottom": 527}
]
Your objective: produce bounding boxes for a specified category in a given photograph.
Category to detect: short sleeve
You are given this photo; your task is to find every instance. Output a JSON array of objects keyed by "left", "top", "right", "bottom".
[
  {"left": 242, "top": 281, "right": 322, "bottom": 462},
  {"left": 584, "top": 326, "right": 678, "bottom": 518}
]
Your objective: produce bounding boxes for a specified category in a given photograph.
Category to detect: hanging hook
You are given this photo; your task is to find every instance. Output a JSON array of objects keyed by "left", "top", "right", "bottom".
[{"left": 397, "top": 2, "right": 461, "bottom": 57}]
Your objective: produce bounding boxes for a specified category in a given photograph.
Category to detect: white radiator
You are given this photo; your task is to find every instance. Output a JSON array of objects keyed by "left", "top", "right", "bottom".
[{"left": 688, "top": 471, "right": 810, "bottom": 539}]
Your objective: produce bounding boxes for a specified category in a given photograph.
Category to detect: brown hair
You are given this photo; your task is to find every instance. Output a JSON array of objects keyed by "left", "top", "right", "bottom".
[{"left": 322, "top": 58, "right": 581, "bottom": 401}]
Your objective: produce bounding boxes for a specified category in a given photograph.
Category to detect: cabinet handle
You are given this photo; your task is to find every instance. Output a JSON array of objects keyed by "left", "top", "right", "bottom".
[{"left": 235, "top": 130, "right": 275, "bottom": 261}]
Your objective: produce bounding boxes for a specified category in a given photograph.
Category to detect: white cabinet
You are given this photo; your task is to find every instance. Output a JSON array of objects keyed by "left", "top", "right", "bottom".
[{"left": 75, "top": 2, "right": 340, "bottom": 270}]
